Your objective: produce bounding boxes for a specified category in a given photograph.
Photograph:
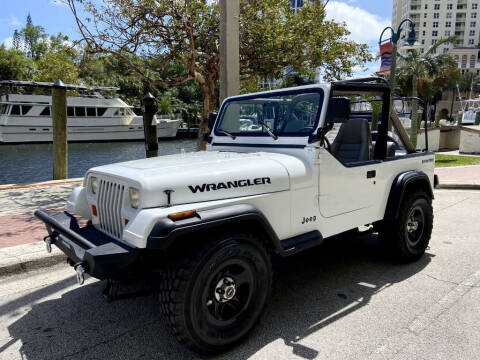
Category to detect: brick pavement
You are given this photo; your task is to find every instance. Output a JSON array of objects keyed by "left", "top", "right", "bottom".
[
  {"left": 435, "top": 165, "right": 480, "bottom": 186},
  {"left": 0, "top": 181, "right": 81, "bottom": 249}
]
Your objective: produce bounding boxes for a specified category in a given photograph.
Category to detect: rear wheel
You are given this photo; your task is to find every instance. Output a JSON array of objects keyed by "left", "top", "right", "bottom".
[
  {"left": 159, "top": 231, "right": 272, "bottom": 354},
  {"left": 379, "top": 189, "right": 433, "bottom": 262}
]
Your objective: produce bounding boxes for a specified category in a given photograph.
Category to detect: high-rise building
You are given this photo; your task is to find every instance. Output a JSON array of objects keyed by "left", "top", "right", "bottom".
[{"left": 392, "top": 0, "right": 480, "bottom": 74}]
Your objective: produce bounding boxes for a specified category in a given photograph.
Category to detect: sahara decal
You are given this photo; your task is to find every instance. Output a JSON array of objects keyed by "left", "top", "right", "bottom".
[{"left": 188, "top": 177, "right": 271, "bottom": 193}]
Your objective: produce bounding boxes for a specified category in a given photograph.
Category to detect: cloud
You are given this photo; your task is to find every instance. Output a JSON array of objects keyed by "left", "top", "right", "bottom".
[
  {"left": 351, "top": 61, "right": 381, "bottom": 78},
  {"left": 0, "top": 16, "right": 22, "bottom": 28},
  {"left": 49, "top": 0, "right": 67, "bottom": 5},
  {"left": 325, "top": 1, "right": 391, "bottom": 45},
  {"left": 9, "top": 16, "right": 21, "bottom": 27}
]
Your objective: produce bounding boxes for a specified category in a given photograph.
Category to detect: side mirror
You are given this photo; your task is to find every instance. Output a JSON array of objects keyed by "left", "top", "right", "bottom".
[
  {"left": 208, "top": 112, "right": 218, "bottom": 131},
  {"left": 325, "top": 97, "right": 351, "bottom": 125}
]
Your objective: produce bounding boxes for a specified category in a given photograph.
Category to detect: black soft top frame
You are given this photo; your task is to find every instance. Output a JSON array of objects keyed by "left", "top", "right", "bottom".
[{"left": 330, "top": 77, "right": 391, "bottom": 160}]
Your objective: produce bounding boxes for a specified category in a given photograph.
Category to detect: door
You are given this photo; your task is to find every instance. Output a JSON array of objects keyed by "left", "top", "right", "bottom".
[{"left": 318, "top": 148, "right": 379, "bottom": 218}]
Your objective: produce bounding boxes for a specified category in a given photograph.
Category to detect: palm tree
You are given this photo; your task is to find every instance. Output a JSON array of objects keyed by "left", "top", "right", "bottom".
[
  {"left": 458, "top": 71, "right": 480, "bottom": 100},
  {"left": 396, "top": 37, "right": 459, "bottom": 144}
]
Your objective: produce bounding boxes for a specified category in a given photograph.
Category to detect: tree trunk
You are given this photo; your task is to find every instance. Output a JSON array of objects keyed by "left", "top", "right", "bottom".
[
  {"left": 197, "top": 82, "right": 217, "bottom": 151},
  {"left": 450, "top": 88, "right": 455, "bottom": 122}
]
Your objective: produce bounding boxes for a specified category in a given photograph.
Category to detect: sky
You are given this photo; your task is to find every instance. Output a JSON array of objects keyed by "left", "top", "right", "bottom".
[{"left": 0, "top": 0, "right": 393, "bottom": 78}]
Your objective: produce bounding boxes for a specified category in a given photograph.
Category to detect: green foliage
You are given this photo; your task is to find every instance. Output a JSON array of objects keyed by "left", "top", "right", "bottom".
[
  {"left": 19, "top": 14, "right": 48, "bottom": 59},
  {"left": 34, "top": 49, "right": 79, "bottom": 83},
  {"left": 396, "top": 37, "right": 460, "bottom": 104},
  {"left": 0, "top": 45, "right": 35, "bottom": 80},
  {"left": 67, "top": 0, "right": 373, "bottom": 148},
  {"left": 459, "top": 71, "right": 480, "bottom": 98}
]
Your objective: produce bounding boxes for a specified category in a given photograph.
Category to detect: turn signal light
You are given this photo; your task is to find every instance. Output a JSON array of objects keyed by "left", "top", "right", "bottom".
[
  {"left": 91, "top": 205, "right": 98, "bottom": 216},
  {"left": 168, "top": 210, "right": 197, "bottom": 221}
]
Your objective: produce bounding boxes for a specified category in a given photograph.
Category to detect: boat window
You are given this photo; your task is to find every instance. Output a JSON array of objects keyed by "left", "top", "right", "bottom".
[
  {"left": 97, "top": 107, "right": 107, "bottom": 116},
  {"left": 21, "top": 106, "right": 32, "bottom": 115},
  {"left": 75, "top": 107, "right": 86, "bottom": 117},
  {"left": 87, "top": 107, "right": 96, "bottom": 117},
  {"left": 10, "top": 105, "right": 20, "bottom": 115},
  {"left": 67, "top": 107, "right": 74, "bottom": 116},
  {"left": 114, "top": 108, "right": 126, "bottom": 116},
  {"left": 0, "top": 104, "right": 7, "bottom": 114},
  {"left": 40, "top": 106, "right": 50, "bottom": 116}
]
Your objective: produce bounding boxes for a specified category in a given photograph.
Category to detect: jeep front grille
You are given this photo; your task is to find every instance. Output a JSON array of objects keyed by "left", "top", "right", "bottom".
[{"left": 97, "top": 179, "right": 125, "bottom": 239}]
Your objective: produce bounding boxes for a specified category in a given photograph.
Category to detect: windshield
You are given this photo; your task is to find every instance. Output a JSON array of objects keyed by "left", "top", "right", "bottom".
[{"left": 215, "top": 89, "right": 323, "bottom": 137}]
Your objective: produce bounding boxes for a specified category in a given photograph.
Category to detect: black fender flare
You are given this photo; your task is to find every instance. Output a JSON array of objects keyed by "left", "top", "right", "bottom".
[
  {"left": 384, "top": 170, "right": 434, "bottom": 221},
  {"left": 146, "top": 204, "right": 284, "bottom": 253}
]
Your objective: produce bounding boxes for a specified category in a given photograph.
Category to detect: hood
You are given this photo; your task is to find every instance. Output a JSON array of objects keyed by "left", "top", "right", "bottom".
[{"left": 88, "top": 151, "right": 307, "bottom": 208}]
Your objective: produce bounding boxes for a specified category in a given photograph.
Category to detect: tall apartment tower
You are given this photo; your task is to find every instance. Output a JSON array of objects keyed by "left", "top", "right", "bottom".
[{"left": 392, "top": 0, "right": 480, "bottom": 74}]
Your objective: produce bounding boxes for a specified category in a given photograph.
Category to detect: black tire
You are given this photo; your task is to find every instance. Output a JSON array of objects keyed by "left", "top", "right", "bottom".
[
  {"left": 379, "top": 189, "right": 433, "bottom": 262},
  {"left": 159, "top": 231, "right": 272, "bottom": 355}
]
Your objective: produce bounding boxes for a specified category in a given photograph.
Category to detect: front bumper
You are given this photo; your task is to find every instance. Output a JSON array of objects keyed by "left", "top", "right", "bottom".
[{"left": 34, "top": 210, "right": 139, "bottom": 281}]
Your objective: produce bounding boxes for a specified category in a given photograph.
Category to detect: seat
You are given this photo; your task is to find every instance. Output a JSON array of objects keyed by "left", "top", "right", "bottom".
[
  {"left": 283, "top": 118, "right": 306, "bottom": 132},
  {"left": 331, "top": 118, "right": 372, "bottom": 164}
]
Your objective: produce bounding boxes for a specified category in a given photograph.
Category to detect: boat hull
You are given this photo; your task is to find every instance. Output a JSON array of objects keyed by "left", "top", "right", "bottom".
[{"left": 0, "top": 120, "right": 181, "bottom": 143}]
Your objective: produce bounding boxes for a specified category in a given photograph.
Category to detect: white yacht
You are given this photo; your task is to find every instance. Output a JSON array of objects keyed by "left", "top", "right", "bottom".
[
  {"left": 458, "top": 98, "right": 480, "bottom": 125},
  {"left": 0, "top": 93, "right": 182, "bottom": 143}
]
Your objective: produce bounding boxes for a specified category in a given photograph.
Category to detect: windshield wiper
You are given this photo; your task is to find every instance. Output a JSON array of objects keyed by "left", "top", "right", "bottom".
[
  {"left": 257, "top": 119, "right": 278, "bottom": 140},
  {"left": 218, "top": 129, "right": 236, "bottom": 140}
]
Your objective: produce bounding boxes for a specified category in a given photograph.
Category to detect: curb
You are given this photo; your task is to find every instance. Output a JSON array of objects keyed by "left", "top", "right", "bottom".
[
  {"left": 437, "top": 183, "right": 480, "bottom": 190},
  {"left": 0, "top": 178, "right": 83, "bottom": 191},
  {"left": 0, "top": 242, "right": 66, "bottom": 278}
]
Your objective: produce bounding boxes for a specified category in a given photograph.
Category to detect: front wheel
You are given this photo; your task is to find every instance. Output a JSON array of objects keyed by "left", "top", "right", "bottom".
[
  {"left": 379, "top": 189, "right": 433, "bottom": 262},
  {"left": 159, "top": 232, "right": 272, "bottom": 354}
]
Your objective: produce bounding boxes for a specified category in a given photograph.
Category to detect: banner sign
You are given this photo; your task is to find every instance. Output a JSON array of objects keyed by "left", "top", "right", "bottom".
[{"left": 379, "top": 41, "right": 393, "bottom": 74}]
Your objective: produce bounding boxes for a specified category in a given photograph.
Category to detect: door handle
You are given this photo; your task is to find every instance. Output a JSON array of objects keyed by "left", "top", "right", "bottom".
[{"left": 366, "top": 170, "right": 376, "bottom": 179}]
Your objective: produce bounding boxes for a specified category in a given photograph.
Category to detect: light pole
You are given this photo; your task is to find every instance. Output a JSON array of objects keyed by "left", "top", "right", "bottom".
[
  {"left": 379, "top": 18, "right": 420, "bottom": 131},
  {"left": 219, "top": 0, "right": 240, "bottom": 103}
]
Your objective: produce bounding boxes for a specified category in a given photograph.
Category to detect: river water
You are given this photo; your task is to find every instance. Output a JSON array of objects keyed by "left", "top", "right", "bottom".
[{"left": 0, "top": 139, "right": 197, "bottom": 185}]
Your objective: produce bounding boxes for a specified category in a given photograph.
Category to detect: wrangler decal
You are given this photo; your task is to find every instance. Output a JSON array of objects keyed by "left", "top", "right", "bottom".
[{"left": 188, "top": 177, "right": 271, "bottom": 193}]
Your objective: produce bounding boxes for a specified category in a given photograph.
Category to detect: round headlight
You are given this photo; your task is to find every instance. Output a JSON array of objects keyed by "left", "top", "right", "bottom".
[
  {"left": 129, "top": 187, "right": 140, "bottom": 209},
  {"left": 90, "top": 176, "right": 98, "bottom": 194}
]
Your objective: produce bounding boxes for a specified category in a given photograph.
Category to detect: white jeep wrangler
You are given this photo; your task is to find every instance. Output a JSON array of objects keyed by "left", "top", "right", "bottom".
[{"left": 36, "top": 77, "right": 435, "bottom": 354}]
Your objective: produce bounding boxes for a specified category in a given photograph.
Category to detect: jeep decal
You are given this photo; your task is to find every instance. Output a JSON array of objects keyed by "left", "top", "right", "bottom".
[{"left": 188, "top": 177, "right": 271, "bottom": 193}]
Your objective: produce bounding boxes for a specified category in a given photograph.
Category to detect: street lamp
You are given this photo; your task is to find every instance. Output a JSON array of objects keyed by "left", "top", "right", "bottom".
[
  {"left": 379, "top": 18, "right": 420, "bottom": 93},
  {"left": 379, "top": 19, "right": 420, "bottom": 130}
]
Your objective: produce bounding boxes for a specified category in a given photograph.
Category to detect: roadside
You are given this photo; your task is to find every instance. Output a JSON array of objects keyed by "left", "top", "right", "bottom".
[
  {"left": 435, "top": 165, "right": 480, "bottom": 189},
  {"left": 0, "top": 161, "right": 478, "bottom": 278},
  {"left": 1, "top": 189, "right": 480, "bottom": 359},
  {"left": 0, "top": 180, "right": 81, "bottom": 276}
]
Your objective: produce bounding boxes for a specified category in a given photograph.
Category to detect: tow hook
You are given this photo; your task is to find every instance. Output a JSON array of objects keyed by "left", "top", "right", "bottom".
[
  {"left": 74, "top": 263, "right": 86, "bottom": 285},
  {"left": 44, "top": 236, "right": 55, "bottom": 254}
]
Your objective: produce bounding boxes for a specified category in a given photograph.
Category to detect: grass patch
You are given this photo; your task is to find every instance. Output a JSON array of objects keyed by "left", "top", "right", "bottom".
[{"left": 435, "top": 154, "right": 480, "bottom": 167}]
